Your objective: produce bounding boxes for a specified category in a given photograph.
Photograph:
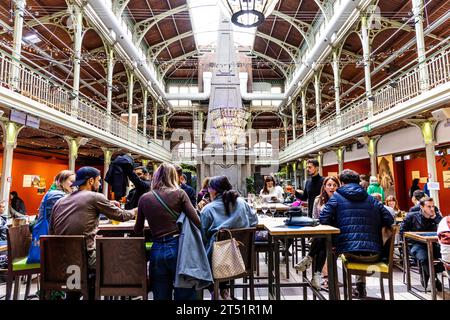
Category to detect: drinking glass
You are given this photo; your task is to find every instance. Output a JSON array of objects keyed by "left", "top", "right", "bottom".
[
  {"left": 261, "top": 202, "right": 269, "bottom": 218},
  {"left": 269, "top": 203, "right": 277, "bottom": 217}
]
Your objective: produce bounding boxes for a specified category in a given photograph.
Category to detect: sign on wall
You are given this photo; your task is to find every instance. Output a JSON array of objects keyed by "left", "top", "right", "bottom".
[{"left": 443, "top": 171, "right": 450, "bottom": 188}]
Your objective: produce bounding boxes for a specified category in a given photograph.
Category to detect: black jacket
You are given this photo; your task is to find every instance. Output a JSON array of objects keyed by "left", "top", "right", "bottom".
[
  {"left": 300, "top": 174, "right": 324, "bottom": 217},
  {"left": 400, "top": 205, "right": 442, "bottom": 237},
  {"left": 320, "top": 183, "right": 394, "bottom": 255},
  {"left": 105, "top": 154, "right": 134, "bottom": 200},
  {"left": 11, "top": 197, "right": 26, "bottom": 214},
  {"left": 181, "top": 183, "right": 196, "bottom": 208},
  {"left": 125, "top": 178, "right": 151, "bottom": 210}
]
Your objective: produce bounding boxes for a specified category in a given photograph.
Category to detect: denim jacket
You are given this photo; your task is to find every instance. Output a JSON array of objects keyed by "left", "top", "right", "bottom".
[
  {"left": 201, "top": 196, "right": 258, "bottom": 259},
  {"left": 175, "top": 212, "right": 213, "bottom": 290}
]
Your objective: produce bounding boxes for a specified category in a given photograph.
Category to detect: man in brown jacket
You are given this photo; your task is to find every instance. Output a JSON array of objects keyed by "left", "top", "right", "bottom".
[{"left": 50, "top": 166, "right": 136, "bottom": 268}]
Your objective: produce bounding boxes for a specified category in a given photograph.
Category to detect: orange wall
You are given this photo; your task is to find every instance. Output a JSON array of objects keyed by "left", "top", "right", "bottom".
[
  {"left": 402, "top": 154, "right": 450, "bottom": 216},
  {"left": 0, "top": 153, "right": 69, "bottom": 215},
  {"left": 323, "top": 159, "right": 371, "bottom": 177}
]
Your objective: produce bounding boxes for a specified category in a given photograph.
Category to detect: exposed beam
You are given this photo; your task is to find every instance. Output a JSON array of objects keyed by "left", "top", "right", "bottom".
[
  {"left": 271, "top": 10, "right": 311, "bottom": 48},
  {"left": 256, "top": 31, "right": 298, "bottom": 61},
  {"left": 148, "top": 31, "right": 193, "bottom": 60},
  {"left": 250, "top": 50, "right": 289, "bottom": 78},
  {"left": 133, "top": 4, "right": 188, "bottom": 46}
]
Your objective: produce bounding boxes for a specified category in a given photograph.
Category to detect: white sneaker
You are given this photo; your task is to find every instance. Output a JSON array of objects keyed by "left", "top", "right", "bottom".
[
  {"left": 294, "top": 255, "right": 312, "bottom": 272},
  {"left": 311, "top": 272, "right": 322, "bottom": 290}
]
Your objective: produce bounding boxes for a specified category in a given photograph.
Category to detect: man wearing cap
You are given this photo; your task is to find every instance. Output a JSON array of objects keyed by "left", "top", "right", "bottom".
[{"left": 50, "top": 166, "right": 136, "bottom": 268}]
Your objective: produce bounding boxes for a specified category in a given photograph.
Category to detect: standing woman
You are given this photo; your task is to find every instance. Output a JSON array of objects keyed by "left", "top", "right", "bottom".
[
  {"left": 33, "top": 170, "right": 75, "bottom": 227},
  {"left": 134, "top": 163, "right": 200, "bottom": 300},
  {"left": 295, "top": 176, "right": 340, "bottom": 289},
  {"left": 409, "top": 178, "right": 421, "bottom": 198}
]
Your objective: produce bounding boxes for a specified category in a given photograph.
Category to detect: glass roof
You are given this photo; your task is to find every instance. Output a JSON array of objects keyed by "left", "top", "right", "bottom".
[{"left": 189, "top": 0, "right": 256, "bottom": 48}]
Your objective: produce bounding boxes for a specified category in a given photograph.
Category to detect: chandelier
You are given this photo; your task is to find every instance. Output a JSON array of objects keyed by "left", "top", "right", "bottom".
[
  {"left": 210, "top": 108, "right": 250, "bottom": 149},
  {"left": 220, "top": 0, "right": 279, "bottom": 28}
]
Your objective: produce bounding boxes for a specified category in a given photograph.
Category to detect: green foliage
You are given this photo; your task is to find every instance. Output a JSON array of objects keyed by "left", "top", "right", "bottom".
[
  {"left": 246, "top": 176, "right": 255, "bottom": 194},
  {"left": 180, "top": 163, "right": 197, "bottom": 173}
]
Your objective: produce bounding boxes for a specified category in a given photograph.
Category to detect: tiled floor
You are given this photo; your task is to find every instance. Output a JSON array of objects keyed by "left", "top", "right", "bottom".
[{"left": 1, "top": 253, "right": 449, "bottom": 300}]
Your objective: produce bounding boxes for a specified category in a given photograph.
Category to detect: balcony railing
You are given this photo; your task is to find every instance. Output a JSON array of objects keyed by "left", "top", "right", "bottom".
[
  {"left": 283, "top": 47, "right": 450, "bottom": 160},
  {"left": 0, "top": 49, "right": 169, "bottom": 158}
]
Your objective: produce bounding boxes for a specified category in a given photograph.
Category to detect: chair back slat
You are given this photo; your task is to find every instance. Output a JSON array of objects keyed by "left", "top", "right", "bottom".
[
  {"left": 95, "top": 237, "right": 147, "bottom": 298},
  {"left": 40, "top": 235, "right": 89, "bottom": 292},
  {"left": 387, "top": 225, "right": 399, "bottom": 271},
  {"left": 7, "top": 225, "right": 32, "bottom": 263}
]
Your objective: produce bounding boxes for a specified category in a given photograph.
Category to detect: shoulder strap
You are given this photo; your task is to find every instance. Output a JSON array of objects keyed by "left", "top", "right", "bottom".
[{"left": 151, "top": 190, "right": 179, "bottom": 220}]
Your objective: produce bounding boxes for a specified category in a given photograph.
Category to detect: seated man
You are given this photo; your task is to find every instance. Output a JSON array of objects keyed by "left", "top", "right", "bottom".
[
  {"left": 400, "top": 196, "right": 444, "bottom": 291},
  {"left": 320, "top": 169, "right": 394, "bottom": 298}
]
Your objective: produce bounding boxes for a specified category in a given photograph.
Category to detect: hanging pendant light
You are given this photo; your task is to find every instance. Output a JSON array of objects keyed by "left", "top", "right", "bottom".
[{"left": 220, "top": 0, "right": 279, "bottom": 28}]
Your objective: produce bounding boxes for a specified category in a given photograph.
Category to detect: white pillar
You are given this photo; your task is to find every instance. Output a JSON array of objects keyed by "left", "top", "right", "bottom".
[
  {"left": 301, "top": 89, "right": 307, "bottom": 135},
  {"left": 283, "top": 116, "right": 288, "bottom": 146},
  {"left": 153, "top": 97, "right": 158, "bottom": 139},
  {"left": 367, "top": 135, "right": 381, "bottom": 177},
  {"left": 101, "top": 147, "right": 116, "bottom": 198},
  {"left": 143, "top": 90, "right": 148, "bottom": 136},
  {"left": 318, "top": 151, "right": 324, "bottom": 176},
  {"left": 64, "top": 136, "right": 89, "bottom": 171},
  {"left": 127, "top": 72, "right": 134, "bottom": 128},
  {"left": 291, "top": 100, "right": 297, "bottom": 140},
  {"left": 11, "top": 0, "right": 26, "bottom": 90},
  {"left": 106, "top": 48, "right": 114, "bottom": 131},
  {"left": 314, "top": 72, "right": 321, "bottom": 127},
  {"left": 162, "top": 115, "right": 167, "bottom": 141},
  {"left": 412, "top": 0, "right": 429, "bottom": 91},
  {"left": 335, "top": 146, "right": 345, "bottom": 174},
  {"left": 332, "top": 49, "right": 342, "bottom": 129},
  {"left": 0, "top": 122, "right": 23, "bottom": 214},
  {"left": 361, "top": 15, "right": 373, "bottom": 116},
  {"left": 71, "top": 5, "right": 83, "bottom": 118}
]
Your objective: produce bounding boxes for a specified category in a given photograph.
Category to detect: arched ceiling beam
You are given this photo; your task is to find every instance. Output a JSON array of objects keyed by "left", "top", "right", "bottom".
[
  {"left": 112, "top": 0, "right": 131, "bottom": 18},
  {"left": 313, "top": 0, "right": 331, "bottom": 23},
  {"left": 378, "top": 17, "right": 443, "bottom": 42},
  {"left": 271, "top": 10, "right": 311, "bottom": 49},
  {"left": 133, "top": 4, "right": 188, "bottom": 47},
  {"left": 159, "top": 50, "right": 199, "bottom": 78},
  {"left": 255, "top": 31, "right": 298, "bottom": 61},
  {"left": 250, "top": 50, "right": 289, "bottom": 78},
  {"left": 148, "top": 31, "right": 194, "bottom": 60}
]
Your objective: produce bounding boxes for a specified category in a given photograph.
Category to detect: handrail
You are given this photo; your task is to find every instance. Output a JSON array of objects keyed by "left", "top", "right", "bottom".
[
  {"left": 0, "top": 48, "right": 170, "bottom": 157},
  {"left": 282, "top": 47, "right": 450, "bottom": 160}
]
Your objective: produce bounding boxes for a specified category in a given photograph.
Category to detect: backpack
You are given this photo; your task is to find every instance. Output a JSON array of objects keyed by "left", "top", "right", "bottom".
[{"left": 26, "top": 193, "right": 50, "bottom": 264}]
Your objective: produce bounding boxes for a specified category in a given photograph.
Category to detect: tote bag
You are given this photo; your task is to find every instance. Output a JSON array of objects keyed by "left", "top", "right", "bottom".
[
  {"left": 211, "top": 229, "right": 246, "bottom": 280},
  {"left": 27, "top": 193, "right": 50, "bottom": 264}
]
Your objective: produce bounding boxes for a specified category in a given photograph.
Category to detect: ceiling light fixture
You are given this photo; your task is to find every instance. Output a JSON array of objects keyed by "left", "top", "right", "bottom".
[{"left": 220, "top": 0, "right": 279, "bottom": 28}]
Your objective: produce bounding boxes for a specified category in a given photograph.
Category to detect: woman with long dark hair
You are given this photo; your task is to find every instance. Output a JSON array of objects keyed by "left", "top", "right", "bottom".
[
  {"left": 259, "top": 175, "right": 284, "bottom": 202},
  {"left": 295, "top": 176, "right": 340, "bottom": 290},
  {"left": 200, "top": 176, "right": 258, "bottom": 299}
]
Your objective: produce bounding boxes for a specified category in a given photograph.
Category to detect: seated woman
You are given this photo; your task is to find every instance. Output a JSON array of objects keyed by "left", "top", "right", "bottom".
[
  {"left": 201, "top": 176, "right": 258, "bottom": 299},
  {"left": 291, "top": 189, "right": 305, "bottom": 207},
  {"left": 259, "top": 175, "right": 284, "bottom": 203},
  {"left": 438, "top": 215, "right": 450, "bottom": 270}
]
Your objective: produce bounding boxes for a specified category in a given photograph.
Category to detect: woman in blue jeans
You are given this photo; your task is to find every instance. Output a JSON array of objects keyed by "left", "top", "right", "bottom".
[{"left": 135, "top": 163, "right": 201, "bottom": 300}]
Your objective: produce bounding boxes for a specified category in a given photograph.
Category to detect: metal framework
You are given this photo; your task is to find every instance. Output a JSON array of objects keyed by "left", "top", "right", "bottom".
[
  {"left": 271, "top": 10, "right": 311, "bottom": 49},
  {"left": 148, "top": 31, "right": 194, "bottom": 60}
]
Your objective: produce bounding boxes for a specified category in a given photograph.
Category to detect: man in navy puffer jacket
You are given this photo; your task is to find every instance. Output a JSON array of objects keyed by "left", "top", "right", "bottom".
[{"left": 320, "top": 169, "right": 394, "bottom": 298}]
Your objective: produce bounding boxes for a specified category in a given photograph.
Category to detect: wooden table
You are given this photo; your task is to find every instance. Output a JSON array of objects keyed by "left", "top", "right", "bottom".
[
  {"left": 260, "top": 217, "right": 340, "bottom": 300},
  {"left": 403, "top": 231, "right": 439, "bottom": 300},
  {"left": 0, "top": 245, "right": 6, "bottom": 253},
  {"left": 97, "top": 220, "right": 149, "bottom": 237}
]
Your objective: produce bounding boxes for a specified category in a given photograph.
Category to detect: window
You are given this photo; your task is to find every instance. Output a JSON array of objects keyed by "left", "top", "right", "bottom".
[
  {"left": 253, "top": 142, "right": 272, "bottom": 157},
  {"left": 177, "top": 142, "right": 198, "bottom": 159}
]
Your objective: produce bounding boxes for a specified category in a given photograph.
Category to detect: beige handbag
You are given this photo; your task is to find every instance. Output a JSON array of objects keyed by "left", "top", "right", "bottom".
[{"left": 212, "top": 229, "right": 246, "bottom": 280}]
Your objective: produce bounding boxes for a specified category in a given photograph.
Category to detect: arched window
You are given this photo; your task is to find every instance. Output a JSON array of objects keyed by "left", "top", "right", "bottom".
[
  {"left": 177, "top": 142, "right": 198, "bottom": 159},
  {"left": 254, "top": 142, "right": 272, "bottom": 157}
]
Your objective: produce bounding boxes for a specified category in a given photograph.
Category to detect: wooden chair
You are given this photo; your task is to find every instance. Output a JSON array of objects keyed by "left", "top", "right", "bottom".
[
  {"left": 40, "top": 235, "right": 90, "bottom": 300},
  {"left": 6, "top": 225, "right": 40, "bottom": 300},
  {"left": 95, "top": 237, "right": 147, "bottom": 300},
  {"left": 213, "top": 227, "right": 256, "bottom": 300},
  {"left": 342, "top": 225, "right": 399, "bottom": 300},
  {"left": 439, "top": 259, "right": 450, "bottom": 300}
]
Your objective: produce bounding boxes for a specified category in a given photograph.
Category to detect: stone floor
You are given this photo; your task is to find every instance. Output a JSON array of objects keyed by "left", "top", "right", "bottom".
[{"left": 1, "top": 251, "right": 449, "bottom": 300}]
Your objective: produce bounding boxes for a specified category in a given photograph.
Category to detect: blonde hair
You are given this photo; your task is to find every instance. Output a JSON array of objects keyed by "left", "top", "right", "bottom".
[
  {"left": 55, "top": 170, "right": 75, "bottom": 192},
  {"left": 201, "top": 177, "right": 210, "bottom": 190},
  {"left": 151, "top": 163, "right": 179, "bottom": 191}
]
